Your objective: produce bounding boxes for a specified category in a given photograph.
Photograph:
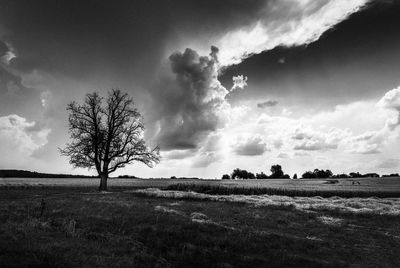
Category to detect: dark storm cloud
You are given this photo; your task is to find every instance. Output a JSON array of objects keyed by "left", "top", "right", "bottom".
[
  {"left": 150, "top": 47, "right": 229, "bottom": 150},
  {"left": 0, "top": 0, "right": 266, "bottom": 82},
  {"left": 0, "top": 0, "right": 269, "bottom": 136},
  {"left": 0, "top": 41, "right": 8, "bottom": 56},
  {"left": 0, "top": 0, "right": 375, "bottom": 124},
  {"left": 257, "top": 100, "right": 278, "bottom": 108},
  {"left": 0, "top": 65, "right": 42, "bottom": 117},
  {"left": 219, "top": 0, "right": 400, "bottom": 106},
  {"left": 2, "top": 0, "right": 170, "bottom": 82}
]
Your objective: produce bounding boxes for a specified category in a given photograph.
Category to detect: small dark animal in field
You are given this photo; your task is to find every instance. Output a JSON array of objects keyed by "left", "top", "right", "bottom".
[{"left": 352, "top": 181, "right": 361, "bottom": 185}]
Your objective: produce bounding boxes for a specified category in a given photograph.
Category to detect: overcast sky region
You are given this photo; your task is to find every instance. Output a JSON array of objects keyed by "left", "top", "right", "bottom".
[{"left": 1, "top": 0, "right": 400, "bottom": 178}]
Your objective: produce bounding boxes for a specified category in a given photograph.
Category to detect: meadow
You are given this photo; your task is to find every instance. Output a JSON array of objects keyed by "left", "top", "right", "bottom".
[
  {"left": 165, "top": 177, "right": 400, "bottom": 198},
  {"left": 0, "top": 178, "right": 400, "bottom": 267},
  {"left": 1, "top": 177, "right": 399, "bottom": 197}
]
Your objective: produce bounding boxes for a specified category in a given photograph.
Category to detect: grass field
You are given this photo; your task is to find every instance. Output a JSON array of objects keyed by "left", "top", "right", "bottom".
[
  {"left": 1, "top": 187, "right": 400, "bottom": 267},
  {"left": 165, "top": 181, "right": 400, "bottom": 198},
  {"left": 1, "top": 178, "right": 399, "bottom": 267},
  {"left": 1, "top": 177, "right": 399, "bottom": 197}
]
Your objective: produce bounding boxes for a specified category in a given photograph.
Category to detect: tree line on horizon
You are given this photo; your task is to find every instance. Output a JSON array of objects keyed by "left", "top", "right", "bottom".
[
  {"left": 0, "top": 170, "right": 98, "bottom": 179},
  {"left": 221, "top": 165, "right": 399, "bottom": 180}
]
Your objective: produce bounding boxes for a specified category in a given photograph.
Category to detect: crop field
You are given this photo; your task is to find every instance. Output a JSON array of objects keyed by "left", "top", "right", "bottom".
[{"left": 1, "top": 187, "right": 400, "bottom": 267}]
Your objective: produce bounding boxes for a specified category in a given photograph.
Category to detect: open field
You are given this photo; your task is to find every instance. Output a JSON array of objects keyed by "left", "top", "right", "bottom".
[
  {"left": 165, "top": 181, "right": 400, "bottom": 198},
  {"left": 0, "top": 177, "right": 181, "bottom": 189},
  {"left": 1, "top": 188, "right": 400, "bottom": 267},
  {"left": 1, "top": 177, "right": 400, "bottom": 197}
]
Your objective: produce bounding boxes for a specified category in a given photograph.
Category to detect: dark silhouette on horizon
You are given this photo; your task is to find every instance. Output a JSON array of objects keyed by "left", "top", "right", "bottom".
[
  {"left": 220, "top": 165, "right": 399, "bottom": 180},
  {"left": 0, "top": 169, "right": 97, "bottom": 179}
]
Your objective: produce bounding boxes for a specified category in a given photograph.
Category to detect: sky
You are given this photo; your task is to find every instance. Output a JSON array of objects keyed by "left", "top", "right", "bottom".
[{"left": 1, "top": 0, "right": 400, "bottom": 178}]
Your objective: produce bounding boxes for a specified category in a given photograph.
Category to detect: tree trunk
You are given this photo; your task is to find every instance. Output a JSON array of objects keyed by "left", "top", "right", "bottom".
[{"left": 99, "top": 173, "right": 108, "bottom": 191}]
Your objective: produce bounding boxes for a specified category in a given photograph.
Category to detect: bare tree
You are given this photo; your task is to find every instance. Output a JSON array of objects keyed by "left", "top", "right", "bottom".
[{"left": 60, "top": 89, "right": 160, "bottom": 191}]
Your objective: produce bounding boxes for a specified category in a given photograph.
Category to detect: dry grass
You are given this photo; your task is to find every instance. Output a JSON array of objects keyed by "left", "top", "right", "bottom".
[{"left": 134, "top": 188, "right": 400, "bottom": 215}]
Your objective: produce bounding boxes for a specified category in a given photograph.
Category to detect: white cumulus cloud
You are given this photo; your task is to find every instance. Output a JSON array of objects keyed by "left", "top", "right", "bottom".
[
  {"left": 230, "top": 75, "right": 248, "bottom": 92},
  {"left": 0, "top": 114, "right": 51, "bottom": 156}
]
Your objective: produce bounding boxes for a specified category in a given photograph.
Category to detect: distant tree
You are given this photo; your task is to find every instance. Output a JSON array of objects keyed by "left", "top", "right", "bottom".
[
  {"left": 349, "top": 172, "right": 362, "bottom": 178},
  {"left": 247, "top": 172, "right": 255, "bottom": 180},
  {"left": 332, "top": 173, "right": 350, "bottom": 179},
  {"left": 60, "top": 89, "right": 160, "bottom": 191},
  {"left": 314, "top": 169, "right": 333, "bottom": 178},
  {"left": 118, "top": 175, "right": 138, "bottom": 179},
  {"left": 270, "top": 164, "right": 284, "bottom": 178},
  {"left": 231, "top": 168, "right": 255, "bottom": 179},
  {"left": 302, "top": 169, "right": 332, "bottom": 179},
  {"left": 382, "top": 173, "right": 399, "bottom": 177},
  {"left": 363, "top": 173, "right": 380, "bottom": 178},
  {"left": 256, "top": 172, "right": 268, "bottom": 180},
  {"left": 221, "top": 174, "right": 231, "bottom": 180},
  {"left": 293, "top": 173, "right": 298, "bottom": 179},
  {"left": 302, "top": 171, "right": 315, "bottom": 179},
  {"left": 231, "top": 168, "right": 241, "bottom": 180},
  {"left": 231, "top": 168, "right": 241, "bottom": 179}
]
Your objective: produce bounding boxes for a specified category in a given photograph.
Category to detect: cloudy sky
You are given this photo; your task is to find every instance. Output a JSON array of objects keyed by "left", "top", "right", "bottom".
[{"left": 1, "top": 0, "right": 400, "bottom": 178}]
